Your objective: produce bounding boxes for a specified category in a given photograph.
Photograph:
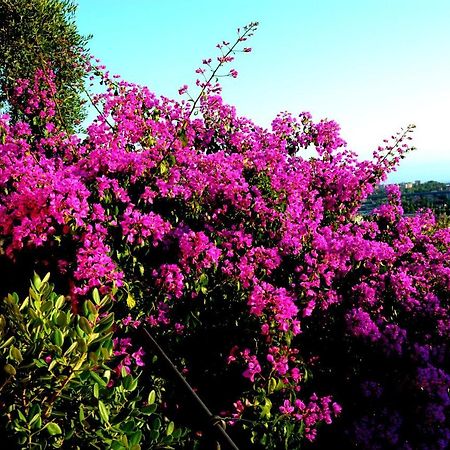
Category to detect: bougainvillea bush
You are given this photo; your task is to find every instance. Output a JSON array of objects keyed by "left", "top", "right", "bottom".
[{"left": 0, "top": 23, "right": 448, "bottom": 449}]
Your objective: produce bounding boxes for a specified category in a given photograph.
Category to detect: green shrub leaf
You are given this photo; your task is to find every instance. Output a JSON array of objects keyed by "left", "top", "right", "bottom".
[
  {"left": 98, "top": 400, "right": 109, "bottom": 423},
  {"left": 46, "top": 422, "right": 62, "bottom": 435}
]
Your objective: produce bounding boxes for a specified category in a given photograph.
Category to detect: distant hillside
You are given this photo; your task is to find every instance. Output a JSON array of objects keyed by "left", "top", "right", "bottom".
[{"left": 361, "top": 180, "right": 450, "bottom": 216}]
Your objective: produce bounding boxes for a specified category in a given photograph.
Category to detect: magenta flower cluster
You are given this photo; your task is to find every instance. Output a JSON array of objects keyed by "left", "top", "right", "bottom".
[{"left": 0, "top": 50, "right": 448, "bottom": 448}]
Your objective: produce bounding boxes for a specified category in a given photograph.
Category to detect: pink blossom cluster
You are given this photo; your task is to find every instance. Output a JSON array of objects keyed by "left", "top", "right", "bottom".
[
  {"left": 12, "top": 68, "right": 57, "bottom": 120},
  {"left": 0, "top": 55, "right": 448, "bottom": 448},
  {"left": 279, "top": 394, "right": 342, "bottom": 441},
  {"left": 112, "top": 337, "right": 145, "bottom": 378}
]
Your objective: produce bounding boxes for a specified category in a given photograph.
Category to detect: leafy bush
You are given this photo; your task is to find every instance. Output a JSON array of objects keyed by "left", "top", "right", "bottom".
[
  {"left": 0, "top": 273, "right": 185, "bottom": 449},
  {"left": 0, "top": 23, "right": 448, "bottom": 449}
]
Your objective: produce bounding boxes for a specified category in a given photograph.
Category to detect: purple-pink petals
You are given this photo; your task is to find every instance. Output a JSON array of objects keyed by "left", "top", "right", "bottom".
[
  {"left": 278, "top": 394, "right": 342, "bottom": 441},
  {"left": 0, "top": 54, "right": 447, "bottom": 449}
]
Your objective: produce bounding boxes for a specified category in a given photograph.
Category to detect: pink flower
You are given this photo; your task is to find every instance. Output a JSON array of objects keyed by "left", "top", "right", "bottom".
[
  {"left": 132, "top": 347, "right": 145, "bottom": 367},
  {"left": 280, "top": 399, "right": 295, "bottom": 415},
  {"left": 178, "top": 85, "right": 188, "bottom": 95},
  {"left": 242, "top": 354, "right": 261, "bottom": 382}
]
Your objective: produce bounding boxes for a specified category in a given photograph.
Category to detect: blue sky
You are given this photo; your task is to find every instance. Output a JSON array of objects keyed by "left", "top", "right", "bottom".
[{"left": 76, "top": 0, "right": 450, "bottom": 183}]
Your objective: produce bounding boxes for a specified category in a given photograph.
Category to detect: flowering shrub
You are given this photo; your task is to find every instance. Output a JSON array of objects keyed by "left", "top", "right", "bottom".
[{"left": 0, "top": 23, "right": 448, "bottom": 448}]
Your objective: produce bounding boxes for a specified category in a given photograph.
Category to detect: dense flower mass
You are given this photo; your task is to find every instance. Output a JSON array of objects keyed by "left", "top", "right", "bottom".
[{"left": 0, "top": 29, "right": 448, "bottom": 448}]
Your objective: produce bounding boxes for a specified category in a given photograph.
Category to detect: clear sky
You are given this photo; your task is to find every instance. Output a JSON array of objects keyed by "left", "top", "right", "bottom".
[{"left": 76, "top": 0, "right": 450, "bottom": 183}]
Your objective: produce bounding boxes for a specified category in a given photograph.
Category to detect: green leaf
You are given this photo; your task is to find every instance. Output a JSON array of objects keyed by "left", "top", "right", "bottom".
[
  {"left": 89, "top": 351, "right": 98, "bottom": 364},
  {"left": 79, "top": 405, "right": 85, "bottom": 423},
  {"left": 41, "top": 300, "right": 53, "bottom": 312},
  {"left": 29, "top": 412, "right": 41, "bottom": 429},
  {"left": 64, "top": 341, "right": 78, "bottom": 356},
  {"left": 123, "top": 374, "right": 132, "bottom": 390},
  {"left": 29, "top": 403, "right": 41, "bottom": 419},
  {"left": 85, "top": 300, "right": 97, "bottom": 316},
  {"left": 3, "top": 364, "right": 16, "bottom": 377},
  {"left": 76, "top": 337, "right": 87, "bottom": 354},
  {"left": 42, "top": 273, "right": 51, "bottom": 284},
  {"left": 19, "top": 297, "right": 29, "bottom": 311},
  {"left": 128, "top": 378, "right": 138, "bottom": 392},
  {"left": 268, "top": 377, "right": 277, "bottom": 394},
  {"left": 172, "top": 428, "right": 182, "bottom": 439},
  {"left": 56, "top": 311, "right": 68, "bottom": 328},
  {"left": 46, "top": 422, "right": 62, "bottom": 435},
  {"left": 30, "top": 414, "right": 42, "bottom": 430},
  {"left": 78, "top": 317, "right": 92, "bottom": 335},
  {"left": 94, "top": 314, "right": 114, "bottom": 334},
  {"left": 48, "top": 359, "right": 57, "bottom": 371},
  {"left": 129, "top": 430, "right": 142, "bottom": 445},
  {"left": 100, "top": 345, "right": 112, "bottom": 360},
  {"left": 53, "top": 329, "right": 64, "bottom": 347},
  {"left": 199, "top": 273, "right": 208, "bottom": 286},
  {"left": 111, "top": 441, "right": 126, "bottom": 450},
  {"left": 93, "top": 383, "right": 99, "bottom": 399},
  {"left": 34, "top": 359, "right": 47, "bottom": 369},
  {"left": 92, "top": 288, "right": 101, "bottom": 305},
  {"left": 65, "top": 428, "right": 75, "bottom": 440},
  {"left": 276, "top": 378, "right": 285, "bottom": 391},
  {"left": 166, "top": 421, "right": 175, "bottom": 436},
  {"left": 141, "top": 404, "right": 157, "bottom": 415},
  {"left": 90, "top": 331, "right": 113, "bottom": 346},
  {"left": 149, "top": 429, "right": 160, "bottom": 441},
  {"left": 159, "top": 161, "right": 168, "bottom": 174},
  {"left": 148, "top": 390, "right": 156, "bottom": 405},
  {"left": 178, "top": 129, "right": 188, "bottom": 147},
  {"left": 0, "top": 336, "right": 15, "bottom": 350},
  {"left": 260, "top": 397, "right": 272, "bottom": 419},
  {"left": 29, "top": 288, "right": 40, "bottom": 303},
  {"left": 55, "top": 295, "right": 65, "bottom": 310},
  {"left": 17, "top": 409, "right": 27, "bottom": 422},
  {"left": 10, "top": 292, "right": 20, "bottom": 304},
  {"left": 10, "top": 345, "right": 23, "bottom": 363},
  {"left": 151, "top": 417, "right": 161, "bottom": 431},
  {"left": 126, "top": 293, "right": 136, "bottom": 309},
  {"left": 32, "top": 272, "right": 42, "bottom": 291},
  {"left": 90, "top": 371, "right": 107, "bottom": 387},
  {"left": 98, "top": 400, "right": 109, "bottom": 423}
]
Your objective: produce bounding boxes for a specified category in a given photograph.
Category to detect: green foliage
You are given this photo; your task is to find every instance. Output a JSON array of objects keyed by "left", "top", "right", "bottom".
[
  {"left": 0, "top": 273, "right": 186, "bottom": 449},
  {"left": 0, "top": 0, "right": 89, "bottom": 131}
]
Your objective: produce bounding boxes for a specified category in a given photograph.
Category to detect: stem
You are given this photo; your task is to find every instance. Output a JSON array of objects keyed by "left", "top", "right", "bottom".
[
  {"left": 362, "top": 124, "right": 415, "bottom": 187},
  {"left": 152, "top": 22, "right": 258, "bottom": 175},
  {"left": 141, "top": 327, "right": 240, "bottom": 450},
  {"left": 188, "top": 24, "right": 257, "bottom": 118},
  {"left": 81, "top": 85, "right": 115, "bottom": 130},
  {"left": 0, "top": 375, "right": 12, "bottom": 392},
  {"left": 42, "top": 344, "right": 89, "bottom": 418}
]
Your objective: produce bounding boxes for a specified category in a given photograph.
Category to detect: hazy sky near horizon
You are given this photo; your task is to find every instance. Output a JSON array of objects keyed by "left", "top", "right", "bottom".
[{"left": 76, "top": 0, "right": 450, "bottom": 183}]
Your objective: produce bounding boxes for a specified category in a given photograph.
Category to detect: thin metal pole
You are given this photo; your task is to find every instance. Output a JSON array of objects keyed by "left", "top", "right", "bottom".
[{"left": 141, "top": 327, "right": 240, "bottom": 450}]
